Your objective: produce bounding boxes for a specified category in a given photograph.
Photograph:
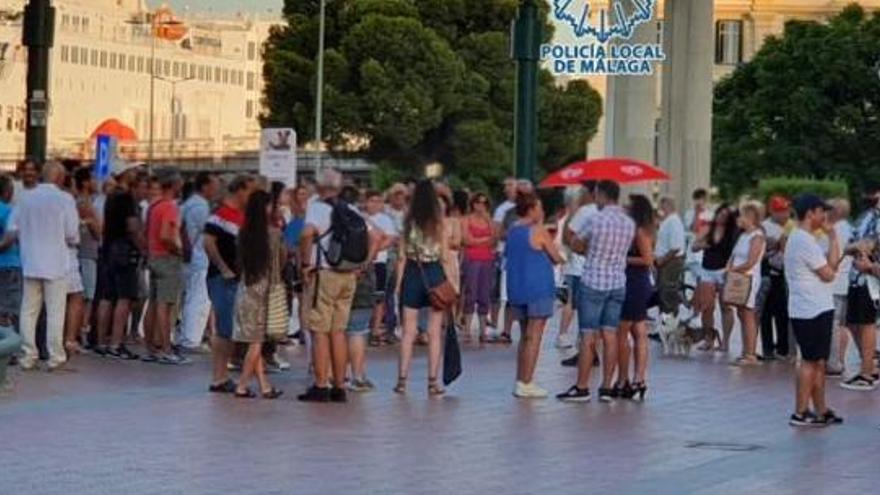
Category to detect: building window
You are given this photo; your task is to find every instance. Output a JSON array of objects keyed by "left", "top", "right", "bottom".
[
  {"left": 163, "top": 60, "right": 171, "bottom": 76},
  {"left": 137, "top": 56, "right": 145, "bottom": 73},
  {"left": 214, "top": 67, "right": 221, "bottom": 83},
  {"left": 61, "top": 45, "right": 69, "bottom": 63},
  {"left": 91, "top": 49, "right": 98, "bottom": 66},
  {"left": 206, "top": 67, "right": 213, "bottom": 82},
  {"left": 246, "top": 100, "right": 254, "bottom": 119},
  {"left": 222, "top": 69, "right": 229, "bottom": 84},
  {"left": 100, "top": 51, "right": 107, "bottom": 68},
  {"left": 61, "top": 14, "right": 69, "bottom": 28},
  {"left": 72, "top": 16, "right": 80, "bottom": 30},
  {"left": 109, "top": 52, "right": 117, "bottom": 69},
  {"left": 197, "top": 65, "right": 205, "bottom": 81},
  {"left": 128, "top": 56, "right": 135, "bottom": 72},
  {"left": 715, "top": 20, "right": 743, "bottom": 65},
  {"left": 119, "top": 54, "right": 126, "bottom": 70},
  {"left": 82, "top": 18, "right": 89, "bottom": 33},
  {"left": 247, "top": 42, "right": 256, "bottom": 61},
  {"left": 189, "top": 63, "right": 197, "bottom": 79},
  {"left": 247, "top": 71, "right": 255, "bottom": 91},
  {"left": 173, "top": 62, "right": 180, "bottom": 77},
  {"left": 71, "top": 46, "right": 79, "bottom": 64}
]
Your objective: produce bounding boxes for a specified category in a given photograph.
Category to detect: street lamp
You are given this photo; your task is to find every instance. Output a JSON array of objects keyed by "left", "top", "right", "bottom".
[
  {"left": 126, "top": 14, "right": 183, "bottom": 169},
  {"left": 314, "top": 0, "right": 327, "bottom": 174},
  {"left": 512, "top": 0, "right": 541, "bottom": 182},
  {"left": 155, "top": 75, "right": 194, "bottom": 160}
]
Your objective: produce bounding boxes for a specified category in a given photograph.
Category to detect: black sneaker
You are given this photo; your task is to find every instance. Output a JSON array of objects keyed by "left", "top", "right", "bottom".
[
  {"left": 329, "top": 387, "right": 348, "bottom": 403},
  {"left": 789, "top": 410, "right": 820, "bottom": 428},
  {"left": 92, "top": 345, "right": 108, "bottom": 357},
  {"left": 556, "top": 385, "right": 591, "bottom": 402},
  {"left": 759, "top": 353, "right": 777, "bottom": 362},
  {"left": 297, "top": 386, "right": 331, "bottom": 403},
  {"left": 818, "top": 409, "right": 844, "bottom": 426},
  {"left": 598, "top": 388, "right": 615, "bottom": 403},
  {"left": 840, "top": 375, "right": 876, "bottom": 391},
  {"left": 561, "top": 355, "right": 579, "bottom": 367}
]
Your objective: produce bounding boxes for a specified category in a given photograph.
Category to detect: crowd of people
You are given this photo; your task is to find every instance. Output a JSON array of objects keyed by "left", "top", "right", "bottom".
[{"left": 0, "top": 160, "right": 878, "bottom": 427}]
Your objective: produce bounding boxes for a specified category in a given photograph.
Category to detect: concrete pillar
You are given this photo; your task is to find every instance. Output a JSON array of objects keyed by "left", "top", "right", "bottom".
[
  {"left": 658, "top": 0, "right": 714, "bottom": 206},
  {"left": 604, "top": 21, "right": 658, "bottom": 166}
]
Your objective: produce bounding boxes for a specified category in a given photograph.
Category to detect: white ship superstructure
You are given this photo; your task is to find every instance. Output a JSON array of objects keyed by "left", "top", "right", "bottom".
[{"left": 0, "top": 0, "right": 278, "bottom": 166}]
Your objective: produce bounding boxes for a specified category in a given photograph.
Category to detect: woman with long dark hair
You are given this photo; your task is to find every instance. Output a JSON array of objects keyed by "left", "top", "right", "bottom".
[
  {"left": 395, "top": 179, "right": 447, "bottom": 396},
  {"left": 616, "top": 195, "right": 656, "bottom": 400},
  {"left": 692, "top": 203, "right": 740, "bottom": 351},
  {"left": 233, "top": 190, "right": 284, "bottom": 399}
]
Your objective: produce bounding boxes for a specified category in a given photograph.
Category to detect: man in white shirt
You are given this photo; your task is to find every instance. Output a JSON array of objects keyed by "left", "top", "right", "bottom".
[
  {"left": 655, "top": 197, "right": 687, "bottom": 316},
  {"left": 827, "top": 199, "right": 853, "bottom": 376},
  {"left": 489, "top": 177, "right": 518, "bottom": 337},
  {"left": 365, "top": 190, "right": 398, "bottom": 345},
  {"left": 4, "top": 163, "right": 80, "bottom": 371},
  {"left": 177, "top": 172, "right": 219, "bottom": 351},
  {"left": 784, "top": 194, "right": 842, "bottom": 427},
  {"left": 298, "top": 168, "right": 356, "bottom": 403},
  {"left": 560, "top": 181, "right": 598, "bottom": 366}
]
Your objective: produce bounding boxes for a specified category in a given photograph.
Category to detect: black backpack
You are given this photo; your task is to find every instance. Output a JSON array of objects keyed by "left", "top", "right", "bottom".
[{"left": 318, "top": 199, "right": 369, "bottom": 271}]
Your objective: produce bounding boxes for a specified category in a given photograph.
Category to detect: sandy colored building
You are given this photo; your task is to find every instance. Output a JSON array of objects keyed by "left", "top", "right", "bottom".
[{"left": 572, "top": 0, "right": 880, "bottom": 169}]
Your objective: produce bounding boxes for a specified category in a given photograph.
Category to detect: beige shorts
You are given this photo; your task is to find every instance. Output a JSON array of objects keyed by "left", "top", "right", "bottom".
[
  {"left": 148, "top": 256, "right": 183, "bottom": 304},
  {"left": 306, "top": 270, "right": 356, "bottom": 334}
]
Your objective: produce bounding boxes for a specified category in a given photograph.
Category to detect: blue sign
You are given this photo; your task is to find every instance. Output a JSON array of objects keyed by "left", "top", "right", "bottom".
[
  {"left": 543, "top": 0, "right": 666, "bottom": 76},
  {"left": 95, "top": 134, "right": 113, "bottom": 182}
]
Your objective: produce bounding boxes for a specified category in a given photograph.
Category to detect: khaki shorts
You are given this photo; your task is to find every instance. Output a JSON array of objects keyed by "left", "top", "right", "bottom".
[
  {"left": 306, "top": 270, "right": 356, "bottom": 334},
  {"left": 149, "top": 255, "right": 183, "bottom": 304}
]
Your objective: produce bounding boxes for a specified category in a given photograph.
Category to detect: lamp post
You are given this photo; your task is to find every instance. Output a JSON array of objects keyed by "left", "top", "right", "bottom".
[
  {"left": 156, "top": 75, "right": 194, "bottom": 160},
  {"left": 22, "top": 0, "right": 55, "bottom": 165},
  {"left": 314, "top": 0, "right": 327, "bottom": 175},
  {"left": 511, "top": 0, "right": 541, "bottom": 182},
  {"left": 127, "top": 14, "right": 182, "bottom": 169}
]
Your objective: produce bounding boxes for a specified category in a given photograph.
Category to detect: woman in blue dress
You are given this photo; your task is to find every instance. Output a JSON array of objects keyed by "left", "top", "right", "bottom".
[{"left": 506, "top": 191, "right": 564, "bottom": 399}]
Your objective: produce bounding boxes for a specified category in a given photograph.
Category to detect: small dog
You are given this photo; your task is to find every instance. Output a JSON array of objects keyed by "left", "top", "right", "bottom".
[{"left": 657, "top": 305, "right": 702, "bottom": 357}]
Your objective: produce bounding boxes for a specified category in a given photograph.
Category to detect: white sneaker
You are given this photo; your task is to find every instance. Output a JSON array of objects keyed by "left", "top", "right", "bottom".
[
  {"left": 514, "top": 381, "right": 549, "bottom": 399},
  {"left": 555, "top": 333, "right": 574, "bottom": 349}
]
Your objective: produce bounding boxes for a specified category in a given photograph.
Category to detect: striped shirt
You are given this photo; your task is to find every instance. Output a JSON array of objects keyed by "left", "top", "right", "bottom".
[{"left": 578, "top": 205, "right": 636, "bottom": 291}]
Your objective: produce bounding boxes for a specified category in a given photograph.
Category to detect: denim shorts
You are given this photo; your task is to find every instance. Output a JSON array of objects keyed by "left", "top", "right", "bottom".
[
  {"left": 346, "top": 308, "right": 372, "bottom": 336},
  {"left": 400, "top": 260, "right": 445, "bottom": 310},
  {"left": 564, "top": 275, "right": 581, "bottom": 307},
  {"left": 207, "top": 275, "right": 238, "bottom": 340},
  {"left": 510, "top": 297, "right": 555, "bottom": 321},
  {"left": 699, "top": 267, "right": 726, "bottom": 287},
  {"left": 577, "top": 285, "right": 626, "bottom": 332}
]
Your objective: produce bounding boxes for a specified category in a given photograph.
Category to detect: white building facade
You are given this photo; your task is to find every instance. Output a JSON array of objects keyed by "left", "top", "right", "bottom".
[{"left": 0, "top": 0, "right": 277, "bottom": 166}]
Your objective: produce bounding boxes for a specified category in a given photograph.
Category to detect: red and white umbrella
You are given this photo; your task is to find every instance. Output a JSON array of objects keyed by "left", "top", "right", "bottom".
[{"left": 540, "top": 158, "right": 670, "bottom": 188}]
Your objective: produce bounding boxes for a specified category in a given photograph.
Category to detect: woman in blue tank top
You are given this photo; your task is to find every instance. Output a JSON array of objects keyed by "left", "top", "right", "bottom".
[{"left": 505, "top": 192, "right": 564, "bottom": 399}]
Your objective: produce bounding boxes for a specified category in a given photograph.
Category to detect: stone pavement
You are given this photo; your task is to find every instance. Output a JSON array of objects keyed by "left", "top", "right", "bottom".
[{"left": 1, "top": 332, "right": 878, "bottom": 495}]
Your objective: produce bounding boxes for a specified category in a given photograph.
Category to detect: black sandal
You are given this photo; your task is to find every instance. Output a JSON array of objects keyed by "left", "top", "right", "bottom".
[
  {"left": 234, "top": 388, "right": 257, "bottom": 399},
  {"left": 208, "top": 379, "right": 237, "bottom": 394},
  {"left": 261, "top": 388, "right": 284, "bottom": 400},
  {"left": 494, "top": 333, "right": 513, "bottom": 344}
]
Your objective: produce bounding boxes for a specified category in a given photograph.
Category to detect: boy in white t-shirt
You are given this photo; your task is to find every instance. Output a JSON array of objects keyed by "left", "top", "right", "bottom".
[{"left": 784, "top": 194, "right": 842, "bottom": 427}]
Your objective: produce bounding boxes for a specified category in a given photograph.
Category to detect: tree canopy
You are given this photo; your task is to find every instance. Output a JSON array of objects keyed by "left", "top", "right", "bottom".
[
  {"left": 262, "top": 0, "right": 602, "bottom": 190},
  {"left": 713, "top": 4, "right": 880, "bottom": 200}
]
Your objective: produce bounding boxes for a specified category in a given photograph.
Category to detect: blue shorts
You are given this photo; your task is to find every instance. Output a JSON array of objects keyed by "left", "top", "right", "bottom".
[
  {"left": 577, "top": 285, "right": 626, "bottom": 332},
  {"left": 510, "top": 297, "right": 555, "bottom": 321},
  {"left": 346, "top": 308, "right": 372, "bottom": 336},
  {"left": 400, "top": 260, "right": 445, "bottom": 310},
  {"left": 564, "top": 275, "right": 581, "bottom": 307},
  {"left": 207, "top": 275, "right": 238, "bottom": 340}
]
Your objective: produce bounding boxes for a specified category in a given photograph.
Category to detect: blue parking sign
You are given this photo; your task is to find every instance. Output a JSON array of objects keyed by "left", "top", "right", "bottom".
[{"left": 95, "top": 134, "right": 113, "bottom": 182}]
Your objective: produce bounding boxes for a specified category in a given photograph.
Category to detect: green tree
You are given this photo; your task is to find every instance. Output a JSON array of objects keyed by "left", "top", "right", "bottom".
[
  {"left": 713, "top": 4, "right": 880, "bottom": 200},
  {"left": 262, "top": 0, "right": 602, "bottom": 189}
]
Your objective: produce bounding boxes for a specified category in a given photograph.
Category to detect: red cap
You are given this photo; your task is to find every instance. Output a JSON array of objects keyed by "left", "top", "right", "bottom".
[{"left": 769, "top": 195, "right": 790, "bottom": 213}]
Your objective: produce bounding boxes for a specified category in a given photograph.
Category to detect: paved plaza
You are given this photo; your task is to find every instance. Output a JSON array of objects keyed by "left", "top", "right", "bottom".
[{"left": 1, "top": 331, "right": 879, "bottom": 495}]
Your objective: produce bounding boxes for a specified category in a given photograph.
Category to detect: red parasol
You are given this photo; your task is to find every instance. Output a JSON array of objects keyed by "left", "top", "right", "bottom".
[
  {"left": 540, "top": 158, "right": 670, "bottom": 188},
  {"left": 90, "top": 119, "right": 138, "bottom": 142}
]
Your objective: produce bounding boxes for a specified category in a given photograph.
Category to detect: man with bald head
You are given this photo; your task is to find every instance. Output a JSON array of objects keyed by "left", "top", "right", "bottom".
[{"left": 2, "top": 162, "right": 80, "bottom": 371}]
